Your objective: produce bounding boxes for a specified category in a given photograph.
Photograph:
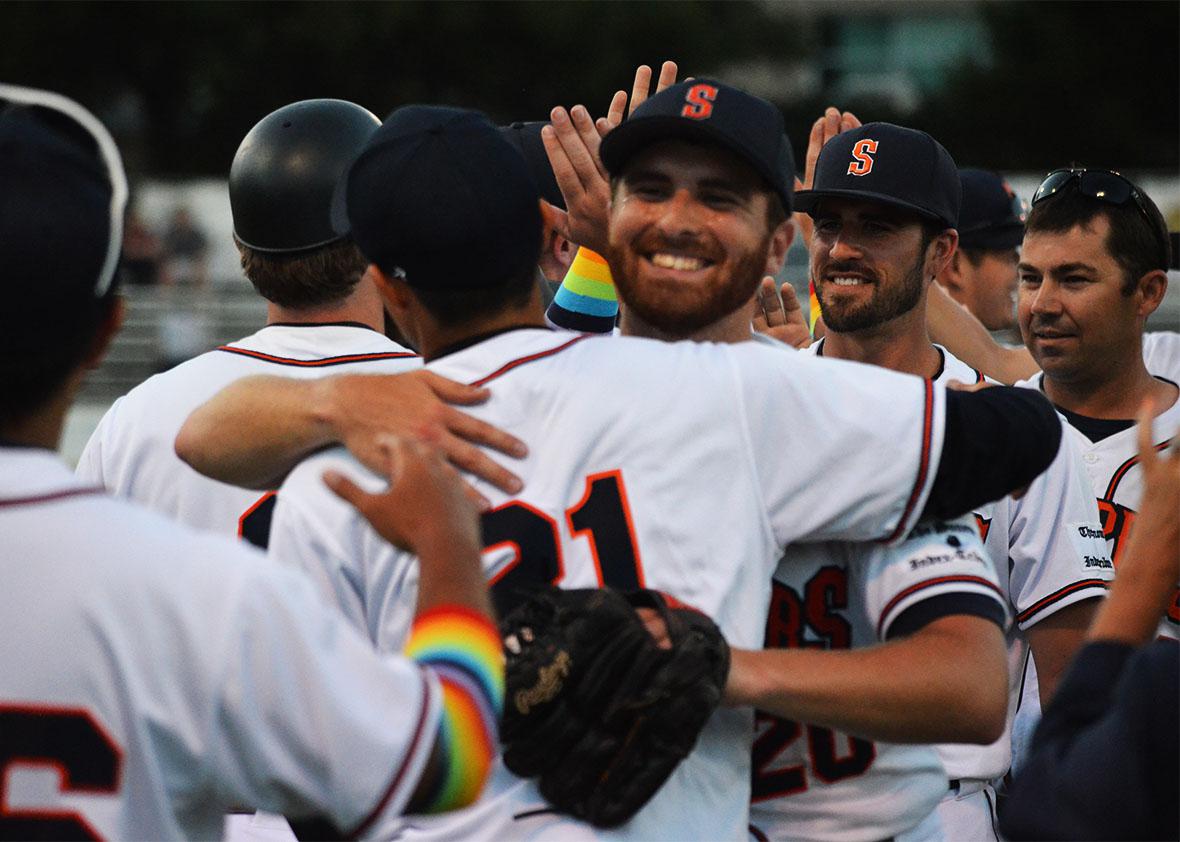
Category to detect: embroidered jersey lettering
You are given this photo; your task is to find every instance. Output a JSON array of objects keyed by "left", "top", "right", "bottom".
[
  {"left": 1, "top": 449, "right": 438, "bottom": 840},
  {"left": 748, "top": 519, "right": 1004, "bottom": 842},
  {"left": 269, "top": 328, "right": 950, "bottom": 841}
]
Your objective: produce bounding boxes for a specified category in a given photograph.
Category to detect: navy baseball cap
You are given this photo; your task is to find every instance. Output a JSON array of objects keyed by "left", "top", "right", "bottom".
[
  {"left": 599, "top": 79, "right": 795, "bottom": 213},
  {"left": 500, "top": 121, "right": 566, "bottom": 210},
  {"left": 341, "top": 105, "right": 542, "bottom": 289},
  {"left": 794, "top": 122, "right": 960, "bottom": 228},
  {"left": 0, "top": 84, "right": 128, "bottom": 301},
  {"left": 957, "top": 168, "right": 1026, "bottom": 251}
]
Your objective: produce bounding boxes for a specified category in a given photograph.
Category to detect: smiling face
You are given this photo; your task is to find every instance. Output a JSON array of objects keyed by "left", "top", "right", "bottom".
[
  {"left": 607, "top": 139, "right": 789, "bottom": 338},
  {"left": 809, "top": 198, "right": 948, "bottom": 334},
  {"left": 1018, "top": 216, "right": 1148, "bottom": 385}
]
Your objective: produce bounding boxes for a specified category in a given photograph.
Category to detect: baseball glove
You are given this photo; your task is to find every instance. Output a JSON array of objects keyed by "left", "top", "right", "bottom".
[{"left": 498, "top": 586, "right": 730, "bottom": 828}]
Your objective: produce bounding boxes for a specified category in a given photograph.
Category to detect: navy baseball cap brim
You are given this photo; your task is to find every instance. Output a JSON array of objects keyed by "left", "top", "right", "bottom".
[
  {"left": 599, "top": 80, "right": 795, "bottom": 214},
  {"left": 960, "top": 222, "right": 1024, "bottom": 251},
  {"left": 793, "top": 186, "right": 949, "bottom": 226}
]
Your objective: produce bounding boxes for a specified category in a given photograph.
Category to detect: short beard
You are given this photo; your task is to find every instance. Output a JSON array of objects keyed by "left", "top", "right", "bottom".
[
  {"left": 817, "top": 254, "right": 925, "bottom": 333},
  {"left": 610, "top": 232, "right": 770, "bottom": 339}
]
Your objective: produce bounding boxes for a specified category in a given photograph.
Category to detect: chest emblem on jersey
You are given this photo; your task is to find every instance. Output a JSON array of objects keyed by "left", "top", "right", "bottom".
[{"left": 973, "top": 514, "right": 992, "bottom": 543}]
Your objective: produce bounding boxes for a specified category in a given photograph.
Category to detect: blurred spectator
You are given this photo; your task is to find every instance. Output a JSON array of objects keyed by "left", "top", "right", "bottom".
[
  {"left": 119, "top": 208, "right": 162, "bottom": 286},
  {"left": 161, "top": 205, "right": 209, "bottom": 287},
  {"left": 157, "top": 205, "right": 212, "bottom": 370}
]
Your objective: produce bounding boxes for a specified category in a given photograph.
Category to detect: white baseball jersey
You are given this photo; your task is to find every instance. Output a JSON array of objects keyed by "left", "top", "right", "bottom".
[
  {"left": 0, "top": 446, "right": 440, "bottom": 840},
  {"left": 748, "top": 518, "right": 1006, "bottom": 842},
  {"left": 1016, "top": 370, "right": 1180, "bottom": 641},
  {"left": 270, "top": 327, "right": 951, "bottom": 841},
  {"left": 1143, "top": 330, "right": 1180, "bottom": 382},
  {"left": 76, "top": 323, "right": 418, "bottom": 544},
  {"left": 932, "top": 348, "right": 1110, "bottom": 784}
]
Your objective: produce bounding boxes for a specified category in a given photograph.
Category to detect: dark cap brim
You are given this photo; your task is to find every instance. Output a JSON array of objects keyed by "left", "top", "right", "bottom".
[
  {"left": 794, "top": 187, "right": 955, "bottom": 228},
  {"left": 601, "top": 115, "right": 792, "bottom": 213}
]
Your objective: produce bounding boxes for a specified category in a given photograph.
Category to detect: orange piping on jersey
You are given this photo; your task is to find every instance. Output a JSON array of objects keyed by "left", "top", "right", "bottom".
[
  {"left": 1103, "top": 439, "right": 1172, "bottom": 499},
  {"left": 566, "top": 469, "right": 647, "bottom": 589},
  {"left": 0, "top": 487, "right": 103, "bottom": 508},
  {"left": 876, "top": 574, "right": 1004, "bottom": 639},
  {"left": 237, "top": 491, "right": 276, "bottom": 538},
  {"left": 973, "top": 367, "right": 985, "bottom": 384},
  {"left": 347, "top": 675, "right": 433, "bottom": 839},
  {"left": 1015, "top": 579, "right": 1110, "bottom": 626},
  {"left": 883, "top": 379, "right": 935, "bottom": 544},
  {"left": 469, "top": 334, "right": 591, "bottom": 387},
  {"left": 216, "top": 346, "right": 419, "bottom": 367}
]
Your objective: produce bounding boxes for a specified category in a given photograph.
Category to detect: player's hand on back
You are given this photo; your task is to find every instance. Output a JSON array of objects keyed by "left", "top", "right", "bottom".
[
  {"left": 752, "top": 276, "right": 812, "bottom": 349},
  {"left": 321, "top": 370, "right": 527, "bottom": 509},
  {"left": 324, "top": 434, "right": 481, "bottom": 559}
]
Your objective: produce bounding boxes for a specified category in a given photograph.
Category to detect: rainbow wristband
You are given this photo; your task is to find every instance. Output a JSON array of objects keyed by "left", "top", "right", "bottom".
[
  {"left": 405, "top": 606, "right": 504, "bottom": 813},
  {"left": 546, "top": 247, "right": 618, "bottom": 333}
]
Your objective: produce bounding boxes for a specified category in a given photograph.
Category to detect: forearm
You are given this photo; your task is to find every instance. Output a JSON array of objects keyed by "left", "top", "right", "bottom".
[
  {"left": 725, "top": 616, "right": 1007, "bottom": 744},
  {"left": 927, "top": 281, "right": 1038, "bottom": 384},
  {"left": 1026, "top": 598, "right": 1101, "bottom": 706},
  {"left": 176, "top": 375, "right": 337, "bottom": 489}
]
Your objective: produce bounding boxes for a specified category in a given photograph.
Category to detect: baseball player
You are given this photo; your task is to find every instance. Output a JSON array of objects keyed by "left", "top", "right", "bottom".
[
  {"left": 779, "top": 122, "right": 1113, "bottom": 840},
  {"left": 0, "top": 83, "right": 502, "bottom": 841},
  {"left": 935, "top": 168, "right": 1026, "bottom": 335},
  {"left": 1012, "top": 168, "right": 1179, "bottom": 673},
  {"left": 182, "top": 97, "right": 1065, "bottom": 840},
  {"left": 539, "top": 84, "right": 1028, "bottom": 840},
  {"left": 76, "top": 98, "right": 522, "bottom": 550}
]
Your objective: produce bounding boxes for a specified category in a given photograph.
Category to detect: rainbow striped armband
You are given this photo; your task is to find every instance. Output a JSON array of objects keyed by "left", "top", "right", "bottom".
[
  {"left": 545, "top": 246, "right": 618, "bottom": 333},
  {"left": 404, "top": 606, "right": 504, "bottom": 813}
]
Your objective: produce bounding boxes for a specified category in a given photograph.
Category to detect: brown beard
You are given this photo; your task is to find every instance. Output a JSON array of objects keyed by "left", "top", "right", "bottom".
[
  {"left": 609, "top": 230, "right": 771, "bottom": 339},
  {"left": 816, "top": 253, "right": 925, "bottom": 333}
]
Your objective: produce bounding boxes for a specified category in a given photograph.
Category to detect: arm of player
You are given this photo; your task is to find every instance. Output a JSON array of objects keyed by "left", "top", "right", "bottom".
[
  {"left": 725, "top": 614, "right": 1007, "bottom": 744},
  {"left": 175, "top": 370, "right": 527, "bottom": 498},
  {"left": 1025, "top": 599, "right": 1101, "bottom": 705},
  {"left": 926, "top": 280, "right": 1038, "bottom": 384},
  {"left": 325, "top": 435, "right": 504, "bottom": 815}
]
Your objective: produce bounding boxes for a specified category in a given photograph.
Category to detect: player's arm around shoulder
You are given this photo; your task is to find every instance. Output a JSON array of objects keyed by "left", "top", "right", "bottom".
[{"left": 726, "top": 519, "right": 1009, "bottom": 744}]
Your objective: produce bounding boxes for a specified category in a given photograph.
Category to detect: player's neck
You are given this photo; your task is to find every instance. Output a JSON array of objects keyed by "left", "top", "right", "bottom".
[
  {"left": 621, "top": 307, "right": 752, "bottom": 344},
  {"left": 417, "top": 303, "right": 547, "bottom": 361},
  {"left": 265, "top": 281, "right": 385, "bottom": 331},
  {"left": 1043, "top": 358, "right": 1177, "bottom": 420},
  {"left": 821, "top": 309, "right": 942, "bottom": 379},
  {"left": 0, "top": 373, "right": 83, "bottom": 451}
]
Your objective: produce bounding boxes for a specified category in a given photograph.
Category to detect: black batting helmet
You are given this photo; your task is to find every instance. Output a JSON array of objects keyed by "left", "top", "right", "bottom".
[{"left": 230, "top": 99, "right": 380, "bottom": 253}]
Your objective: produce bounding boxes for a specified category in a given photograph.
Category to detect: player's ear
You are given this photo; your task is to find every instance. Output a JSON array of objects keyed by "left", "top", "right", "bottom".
[
  {"left": 926, "top": 229, "right": 958, "bottom": 281},
  {"left": 367, "top": 264, "right": 411, "bottom": 313},
  {"left": 939, "top": 247, "right": 965, "bottom": 291},
  {"left": 764, "top": 218, "right": 794, "bottom": 277},
  {"left": 1134, "top": 268, "right": 1168, "bottom": 318}
]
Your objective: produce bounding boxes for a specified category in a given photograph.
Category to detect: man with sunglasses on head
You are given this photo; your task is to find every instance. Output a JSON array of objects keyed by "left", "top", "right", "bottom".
[
  {"left": 1013, "top": 169, "right": 1179, "bottom": 644},
  {"left": 788, "top": 124, "right": 1112, "bottom": 842}
]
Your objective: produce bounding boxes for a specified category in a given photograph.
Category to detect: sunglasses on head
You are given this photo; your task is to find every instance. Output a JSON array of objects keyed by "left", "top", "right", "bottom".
[
  {"left": 1031, "top": 168, "right": 1168, "bottom": 271},
  {"left": 0, "top": 84, "right": 128, "bottom": 298}
]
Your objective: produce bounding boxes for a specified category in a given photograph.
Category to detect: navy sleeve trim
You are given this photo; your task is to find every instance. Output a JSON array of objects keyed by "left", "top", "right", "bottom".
[{"left": 885, "top": 592, "right": 1007, "bottom": 640}]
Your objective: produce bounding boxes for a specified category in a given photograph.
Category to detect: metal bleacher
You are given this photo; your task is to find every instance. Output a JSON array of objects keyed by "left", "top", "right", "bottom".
[{"left": 78, "top": 283, "right": 268, "bottom": 403}]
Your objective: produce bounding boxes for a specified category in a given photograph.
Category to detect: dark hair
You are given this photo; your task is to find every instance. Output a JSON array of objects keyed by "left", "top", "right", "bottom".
[
  {"left": 237, "top": 238, "right": 368, "bottom": 308},
  {"left": 1026, "top": 181, "right": 1170, "bottom": 294},
  {"left": 409, "top": 265, "right": 538, "bottom": 327},
  {"left": 0, "top": 283, "right": 119, "bottom": 427}
]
